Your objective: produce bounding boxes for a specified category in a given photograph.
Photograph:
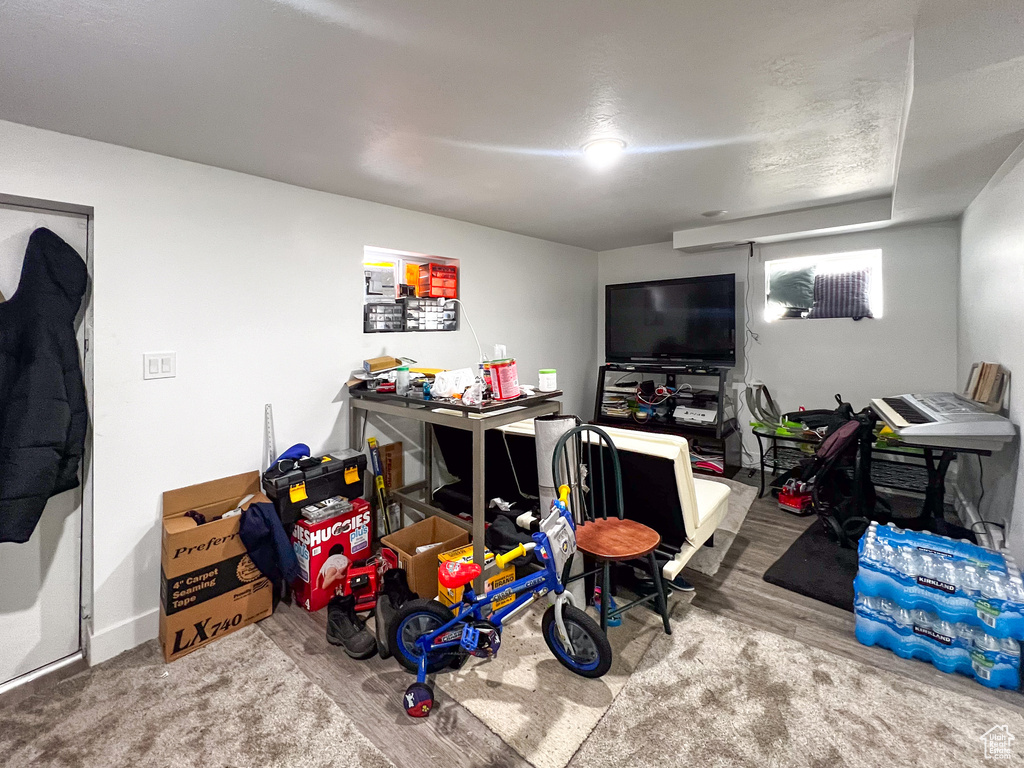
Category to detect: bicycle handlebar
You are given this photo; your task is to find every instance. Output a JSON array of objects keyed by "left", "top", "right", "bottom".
[{"left": 495, "top": 542, "right": 536, "bottom": 570}]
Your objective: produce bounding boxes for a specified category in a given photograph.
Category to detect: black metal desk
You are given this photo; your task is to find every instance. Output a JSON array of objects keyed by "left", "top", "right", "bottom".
[
  {"left": 752, "top": 426, "right": 991, "bottom": 521},
  {"left": 349, "top": 388, "right": 562, "bottom": 592}
]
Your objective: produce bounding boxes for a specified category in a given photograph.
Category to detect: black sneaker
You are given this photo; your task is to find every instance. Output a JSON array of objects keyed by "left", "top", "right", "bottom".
[
  {"left": 668, "top": 575, "right": 696, "bottom": 592},
  {"left": 327, "top": 594, "right": 378, "bottom": 659},
  {"left": 629, "top": 569, "right": 696, "bottom": 594},
  {"left": 376, "top": 569, "right": 418, "bottom": 660}
]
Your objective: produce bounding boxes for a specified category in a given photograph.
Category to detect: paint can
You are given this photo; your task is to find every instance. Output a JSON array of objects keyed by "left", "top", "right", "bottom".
[
  {"left": 489, "top": 358, "right": 520, "bottom": 400},
  {"left": 538, "top": 369, "right": 557, "bottom": 392}
]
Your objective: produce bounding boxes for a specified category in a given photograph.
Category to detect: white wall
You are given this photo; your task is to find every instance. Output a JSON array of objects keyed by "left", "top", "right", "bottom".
[
  {"left": 0, "top": 119, "right": 598, "bottom": 663},
  {"left": 958, "top": 141, "right": 1024, "bottom": 563},
  {"left": 598, "top": 222, "right": 961, "bottom": 462}
]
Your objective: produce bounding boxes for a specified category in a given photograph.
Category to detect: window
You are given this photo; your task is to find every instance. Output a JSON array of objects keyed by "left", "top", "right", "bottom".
[{"left": 764, "top": 249, "right": 882, "bottom": 321}]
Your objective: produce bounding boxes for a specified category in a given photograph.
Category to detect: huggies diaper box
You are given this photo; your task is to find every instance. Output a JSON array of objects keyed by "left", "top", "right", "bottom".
[{"left": 291, "top": 497, "right": 373, "bottom": 612}]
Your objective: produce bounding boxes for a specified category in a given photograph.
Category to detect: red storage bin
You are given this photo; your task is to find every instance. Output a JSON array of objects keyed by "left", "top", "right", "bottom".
[{"left": 418, "top": 263, "right": 458, "bottom": 299}]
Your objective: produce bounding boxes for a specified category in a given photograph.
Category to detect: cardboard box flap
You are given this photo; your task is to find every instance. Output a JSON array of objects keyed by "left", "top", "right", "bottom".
[{"left": 163, "top": 471, "right": 261, "bottom": 519}]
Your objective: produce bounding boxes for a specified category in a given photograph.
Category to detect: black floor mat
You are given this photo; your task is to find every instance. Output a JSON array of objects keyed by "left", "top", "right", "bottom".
[{"left": 762, "top": 522, "right": 859, "bottom": 612}]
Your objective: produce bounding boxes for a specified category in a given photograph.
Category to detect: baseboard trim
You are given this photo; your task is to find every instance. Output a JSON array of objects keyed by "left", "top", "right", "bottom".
[{"left": 87, "top": 608, "right": 159, "bottom": 665}]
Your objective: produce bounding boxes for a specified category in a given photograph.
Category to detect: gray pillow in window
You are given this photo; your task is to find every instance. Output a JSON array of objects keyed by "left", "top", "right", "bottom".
[
  {"left": 808, "top": 269, "right": 872, "bottom": 319},
  {"left": 768, "top": 266, "right": 815, "bottom": 309}
]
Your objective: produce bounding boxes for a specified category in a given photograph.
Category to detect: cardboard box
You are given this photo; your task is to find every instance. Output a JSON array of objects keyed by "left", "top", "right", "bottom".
[
  {"left": 380, "top": 516, "right": 468, "bottom": 599},
  {"left": 381, "top": 442, "right": 404, "bottom": 494},
  {"left": 437, "top": 544, "right": 516, "bottom": 611},
  {"left": 292, "top": 498, "right": 373, "bottom": 612},
  {"left": 363, "top": 355, "right": 402, "bottom": 373},
  {"left": 160, "top": 471, "right": 274, "bottom": 662}
]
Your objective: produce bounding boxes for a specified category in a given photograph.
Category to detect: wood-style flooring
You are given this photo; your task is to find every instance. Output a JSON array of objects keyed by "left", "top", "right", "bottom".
[{"left": 260, "top": 477, "right": 1021, "bottom": 766}]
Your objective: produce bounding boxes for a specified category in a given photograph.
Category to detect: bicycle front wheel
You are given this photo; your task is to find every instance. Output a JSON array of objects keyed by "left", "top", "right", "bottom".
[{"left": 542, "top": 604, "right": 612, "bottom": 678}]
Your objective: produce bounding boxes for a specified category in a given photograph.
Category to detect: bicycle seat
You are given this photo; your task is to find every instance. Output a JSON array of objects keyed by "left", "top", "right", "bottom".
[{"left": 438, "top": 561, "right": 482, "bottom": 590}]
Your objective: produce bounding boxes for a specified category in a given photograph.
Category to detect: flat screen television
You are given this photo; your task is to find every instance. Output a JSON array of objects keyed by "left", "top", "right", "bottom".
[{"left": 605, "top": 274, "right": 736, "bottom": 366}]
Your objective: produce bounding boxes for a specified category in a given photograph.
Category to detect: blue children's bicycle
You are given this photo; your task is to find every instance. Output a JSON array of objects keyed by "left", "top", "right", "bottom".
[{"left": 391, "top": 486, "right": 612, "bottom": 717}]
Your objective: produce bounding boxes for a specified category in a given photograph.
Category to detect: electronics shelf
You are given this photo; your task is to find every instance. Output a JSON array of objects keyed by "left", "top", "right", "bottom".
[{"left": 592, "top": 363, "right": 742, "bottom": 476}]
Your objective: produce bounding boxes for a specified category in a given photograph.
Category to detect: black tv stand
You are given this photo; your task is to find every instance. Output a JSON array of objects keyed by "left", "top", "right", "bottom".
[{"left": 592, "top": 363, "right": 742, "bottom": 476}]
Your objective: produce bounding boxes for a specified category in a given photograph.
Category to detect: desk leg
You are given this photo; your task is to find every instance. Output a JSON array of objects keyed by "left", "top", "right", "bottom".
[
  {"left": 349, "top": 403, "right": 360, "bottom": 451},
  {"left": 472, "top": 421, "right": 486, "bottom": 594},
  {"left": 922, "top": 449, "right": 954, "bottom": 520},
  {"left": 421, "top": 421, "right": 433, "bottom": 531},
  {"left": 757, "top": 435, "right": 766, "bottom": 498}
]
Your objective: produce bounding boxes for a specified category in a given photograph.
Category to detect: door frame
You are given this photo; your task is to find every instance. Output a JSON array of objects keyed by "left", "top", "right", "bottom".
[{"left": 0, "top": 192, "right": 94, "bottom": 695}]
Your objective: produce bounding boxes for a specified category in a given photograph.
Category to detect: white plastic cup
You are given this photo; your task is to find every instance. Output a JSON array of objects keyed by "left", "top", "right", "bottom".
[
  {"left": 396, "top": 366, "right": 411, "bottom": 396},
  {"left": 538, "top": 369, "right": 557, "bottom": 392}
]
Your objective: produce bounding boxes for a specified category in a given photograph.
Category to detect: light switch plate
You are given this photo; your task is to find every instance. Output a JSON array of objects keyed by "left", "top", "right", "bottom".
[{"left": 143, "top": 352, "right": 176, "bottom": 380}]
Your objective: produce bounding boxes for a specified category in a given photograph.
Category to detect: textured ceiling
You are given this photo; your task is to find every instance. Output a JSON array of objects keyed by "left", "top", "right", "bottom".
[{"left": 0, "top": 1, "right": 1020, "bottom": 250}]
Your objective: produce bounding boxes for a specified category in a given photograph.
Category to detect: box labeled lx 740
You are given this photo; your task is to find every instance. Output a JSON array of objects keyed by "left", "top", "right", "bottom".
[{"left": 159, "top": 471, "right": 273, "bottom": 662}]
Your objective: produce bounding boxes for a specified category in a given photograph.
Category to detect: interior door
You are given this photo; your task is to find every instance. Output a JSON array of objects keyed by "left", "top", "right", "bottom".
[{"left": 0, "top": 203, "right": 90, "bottom": 686}]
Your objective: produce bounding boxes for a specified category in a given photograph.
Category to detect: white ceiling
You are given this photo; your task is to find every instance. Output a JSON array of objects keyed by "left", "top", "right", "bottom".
[{"left": 0, "top": 0, "right": 1021, "bottom": 251}]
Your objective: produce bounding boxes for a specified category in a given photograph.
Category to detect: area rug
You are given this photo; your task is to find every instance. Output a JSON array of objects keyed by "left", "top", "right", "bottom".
[
  {"left": 684, "top": 475, "right": 758, "bottom": 577},
  {"left": 435, "top": 600, "right": 665, "bottom": 768},
  {"left": 0, "top": 626, "right": 394, "bottom": 768},
  {"left": 570, "top": 605, "right": 1024, "bottom": 768},
  {"left": 762, "top": 520, "right": 859, "bottom": 611}
]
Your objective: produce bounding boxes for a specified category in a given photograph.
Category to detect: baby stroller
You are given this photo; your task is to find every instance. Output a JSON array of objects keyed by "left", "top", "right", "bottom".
[{"left": 778, "top": 407, "right": 890, "bottom": 548}]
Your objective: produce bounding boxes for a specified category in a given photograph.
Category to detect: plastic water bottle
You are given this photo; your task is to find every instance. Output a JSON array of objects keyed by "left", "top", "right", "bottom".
[
  {"left": 918, "top": 553, "right": 938, "bottom": 581},
  {"left": 939, "top": 559, "right": 958, "bottom": 588},
  {"left": 878, "top": 541, "right": 896, "bottom": 569},
  {"left": 861, "top": 536, "right": 880, "bottom": 564},
  {"left": 893, "top": 606, "right": 913, "bottom": 627},
  {"left": 957, "top": 623, "right": 979, "bottom": 646},
  {"left": 981, "top": 572, "right": 1008, "bottom": 602},
  {"left": 975, "top": 631, "right": 1001, "bottom": 653},
  {"left": 935, "top": 619, "right": 957, "bottom": 639},
  {"left": 862, "top": 595, "right": 883, "bottom": 612},
  {"left": 912, "top": 609, "right": 932, "bottom": 629},
  {"left": 1007, "top": 578, "right": 1024, "bottom": 603},
  {"left": 960, "top": 565, "right": 983, "bottom": 595},
  {"left": 893, "top": 546, "right": 921, "bottom": 578}
]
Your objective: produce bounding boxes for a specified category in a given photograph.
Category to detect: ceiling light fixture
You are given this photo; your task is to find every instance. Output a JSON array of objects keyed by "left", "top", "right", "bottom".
[
  {"left": 702, "top": 210, "right": 727, "bottom": 218},
  {"left": 582, "top": 137, "right": 626, "bottom": 169}
]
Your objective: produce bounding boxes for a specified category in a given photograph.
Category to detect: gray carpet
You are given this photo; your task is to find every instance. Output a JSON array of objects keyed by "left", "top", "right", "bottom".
[
  {"left": 684, "top": 475, "right": 758, "bottom": 577},
  {"left": 0, "top": 626, "right": 395, "bottom": 768},
  {"left": 435, "top": 599, "right": 665, "bottom": 768},
  {"left": 570, "top": 605, "right": 1024, "bottom": 768}
]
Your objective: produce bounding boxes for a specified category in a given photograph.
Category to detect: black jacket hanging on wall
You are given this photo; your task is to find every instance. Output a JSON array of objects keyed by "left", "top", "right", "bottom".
[{"left": 0, "top": 228, "right": 88, "bottom": 543}]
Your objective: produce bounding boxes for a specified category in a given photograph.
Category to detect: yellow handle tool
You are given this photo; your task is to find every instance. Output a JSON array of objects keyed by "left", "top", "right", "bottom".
[
  {"left": 558, "top": 484, "right": 570, "bottom": 505},
  {"left": 495, "top": 544, "right": 527, "bottom": 570}
]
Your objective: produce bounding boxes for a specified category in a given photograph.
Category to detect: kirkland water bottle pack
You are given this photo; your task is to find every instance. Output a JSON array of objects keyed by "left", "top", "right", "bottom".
[
  {"left": 854, "top": 595, "right": 1021, "bottom": 689},
  {"left": 853, "top": 522, "right": 1024, "bottom": 638}
]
